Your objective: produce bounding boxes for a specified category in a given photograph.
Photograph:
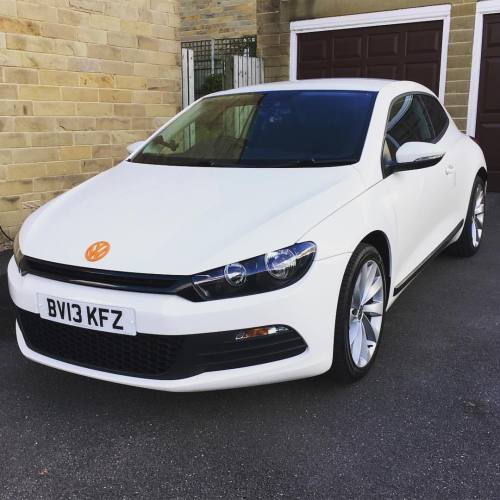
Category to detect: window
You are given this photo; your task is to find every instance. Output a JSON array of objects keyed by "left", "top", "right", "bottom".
[
  {"left": 419, "top": 94, "right": 449, "bottom": 140},
  {"left": 385, "top": 94, "right": 433, "bottom": 158},
  {"left": 384, "top": 93, "right": 448, "bottom": 163},
  {"left": 133, "top": 90, "right": 377, "bottom": 168}
]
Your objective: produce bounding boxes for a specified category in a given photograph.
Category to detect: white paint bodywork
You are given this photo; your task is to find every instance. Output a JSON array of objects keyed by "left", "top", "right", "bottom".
[
  {"left": 395, "top": 142, "right": 445, "bottom": 164},
  {"left": 8, "top": 78, "right": 486, "bottom": 391}
]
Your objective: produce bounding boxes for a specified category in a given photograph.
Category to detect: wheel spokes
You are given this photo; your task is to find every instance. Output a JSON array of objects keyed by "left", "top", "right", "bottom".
[
  {"left": 352, "top": 275, "right": 363, "bottom": 308},
  {"left": 362, "top": 301, "right": 383, "bottom": 317},
  {"left": 362, "top": 314, "right": 378, "bottom": 342},
  {"left": 475, "top": 190, "right": 484, "bottom": 211},
  {"left": 349, "top": 320, "right": 363, "bottom": 364},
  {"left": 359, "top": 323, "right": 369, "bottom": 367},
  {"left": 471, "top": 219, "right": 478, "bottom": 247},
  {"left": 348, "top": 259, "right": 385, "bottom": 369},
  {"left": 349, "top": 319, "right": 361, "bottom": 346},
  {"left": 471, "top": 185, "right": 485, "bottom": 248},
  {"left": 362, "top": 276, "right": 383, "bottom": 305},
  {"left": 356, "top": 263, "right": 369, "bottom": 304}
]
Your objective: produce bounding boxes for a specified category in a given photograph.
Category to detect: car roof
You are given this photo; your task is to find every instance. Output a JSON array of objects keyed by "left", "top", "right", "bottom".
[{"left": 211, "top": 78, "right": 407, "bottom": 96}]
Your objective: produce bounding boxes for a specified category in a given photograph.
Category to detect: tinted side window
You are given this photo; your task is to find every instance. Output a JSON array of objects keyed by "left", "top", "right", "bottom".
[
  {"left": 384, "top": 94, "right": 434, "bottom": 161},
  {"left": 419, "top": 94, "right": 449, "bottom": 140}
]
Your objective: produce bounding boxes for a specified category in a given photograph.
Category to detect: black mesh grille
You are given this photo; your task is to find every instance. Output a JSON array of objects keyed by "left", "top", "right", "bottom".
[
  {"left": 18, "top": 308, "right": 184, "bottom": 378},
  {"left": 16, "top": 308, "right": 307, "bottom": 379}
]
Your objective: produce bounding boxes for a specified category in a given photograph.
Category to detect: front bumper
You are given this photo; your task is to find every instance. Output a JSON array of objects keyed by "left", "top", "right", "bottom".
[{"left": 8, "top": 254, "right": 350, "bottom": 391}]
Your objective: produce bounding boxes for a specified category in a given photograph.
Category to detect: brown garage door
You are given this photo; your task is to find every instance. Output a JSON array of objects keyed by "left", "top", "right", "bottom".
[
  {"left": 475, "top": 13, "right": 500, "bottom": 192},
  {"left": 297, "top": 21, "right": 443, "bottom": 95}
]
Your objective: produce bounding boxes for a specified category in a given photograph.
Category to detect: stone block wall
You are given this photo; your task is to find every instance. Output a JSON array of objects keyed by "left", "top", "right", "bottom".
[
  {"left": 180, "top": 0, "right": 256, "bottom": 41},
  {"left": 0, "top": 0, "right": 180, "bottom": 247}
]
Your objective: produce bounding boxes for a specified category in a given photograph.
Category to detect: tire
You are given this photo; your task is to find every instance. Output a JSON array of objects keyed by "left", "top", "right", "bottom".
[
  {"left": 449, "top": 175, "right": 486, "bottom": 257},
  {"left": 331, "top": 244, "right": 387, "bottom": 382}
]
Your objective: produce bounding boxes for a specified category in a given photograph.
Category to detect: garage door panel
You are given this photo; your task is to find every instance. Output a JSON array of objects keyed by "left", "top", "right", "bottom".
[
  {"left": 487, "top": 19, "right": 500, "bottom": 46},
  {"left": 406, "top": 29, "right": 441, "bottom": 55},
  {"left": 298, "top": 66, "right": 330, "bottom": 79},
  {"left": 482, "top": 58, "right": 500, "bottom": 112},
  {"left": 297, "top": 20, "right": 442, "bottom": 95},
  {"left": 476, "top": 124, "right": 500, "bottom": 184},
  {"left": 366, "top": 64, "right": 399, "bottom": 79},
  {"left": 367, "top": 33, "right": 399, "bottom": 57},
  {"left": 476, "top": 13, "right": 500, "bottom": 191},
  {"left": 330, "top": 66, "right": 363, "bottom": 78},
  {"left": 299, "top": 39, "right": 328, "bottom": 62},
  {"left": 332, "top": 36, "right": 363, "bottom": 59},
  {"left": 404, "top": 62, "right": 439, "bottom": 91}
]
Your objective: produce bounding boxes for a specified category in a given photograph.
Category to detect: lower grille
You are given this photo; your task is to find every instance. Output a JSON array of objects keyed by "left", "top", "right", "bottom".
[{"left": 16, "top": 308, "right": 307, "bottom": 379}]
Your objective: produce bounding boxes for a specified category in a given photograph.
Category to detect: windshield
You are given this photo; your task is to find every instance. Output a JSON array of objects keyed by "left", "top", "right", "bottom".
[{"left": 132, "top": 90, "right": 377, "bottom": 168}]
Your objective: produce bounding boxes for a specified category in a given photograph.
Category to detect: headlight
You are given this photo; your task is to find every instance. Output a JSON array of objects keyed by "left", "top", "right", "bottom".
[
  {"left": 13, "top": 232, "right": 24, "bottom": 268},
  {"left": 192, "top": 242, "right": 316, "bottom": 300}
]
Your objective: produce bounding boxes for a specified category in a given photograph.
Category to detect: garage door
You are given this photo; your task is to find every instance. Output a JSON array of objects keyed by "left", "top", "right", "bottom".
[
  {"left": 297, "top": 21, "right": 443, "bottom": 95},
  {"left": 475, "top": 13, "right": 500, "bottom": 191}
]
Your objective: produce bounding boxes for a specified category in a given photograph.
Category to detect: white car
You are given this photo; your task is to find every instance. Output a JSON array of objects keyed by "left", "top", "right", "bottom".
[{"left": 8, "top": 79, "right": 487, "bottom": 392}]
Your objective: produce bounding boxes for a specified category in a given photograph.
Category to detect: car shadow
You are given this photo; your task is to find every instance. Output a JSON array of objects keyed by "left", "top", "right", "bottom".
[{"left": 0, "top": 252, "right": 15, "bottom": 343}]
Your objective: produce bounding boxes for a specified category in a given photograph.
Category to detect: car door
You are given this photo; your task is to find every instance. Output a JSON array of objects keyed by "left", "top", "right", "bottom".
[
  {"left": 418, "top": 94, "right": 460, "bottom": 229},
  {"left": 383, "top": 93, "right": 455, "bottom": 290}
]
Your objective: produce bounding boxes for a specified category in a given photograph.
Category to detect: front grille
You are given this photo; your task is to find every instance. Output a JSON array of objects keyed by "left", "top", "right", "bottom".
[
  {"left": 16, "top": 308, "right": 307, "bottom": 379},
  {"left": 19, "top": 256, "right": 200, "bottom": 301}
]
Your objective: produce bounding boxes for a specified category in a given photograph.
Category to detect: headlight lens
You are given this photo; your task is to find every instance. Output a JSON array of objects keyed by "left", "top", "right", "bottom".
[
  {"left": 265, "top": 248, "right": 296, "bottom": 279},
  {"left": 192, "top": 242, "right": 316, "bottom": 300},
  {"left": 13, "top": 232, "right": 23, "bottom": 268}
]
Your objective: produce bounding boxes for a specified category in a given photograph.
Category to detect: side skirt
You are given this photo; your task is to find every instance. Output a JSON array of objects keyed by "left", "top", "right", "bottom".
[{"left": 393, "top": 220, "right": 464, "bottom": 297}]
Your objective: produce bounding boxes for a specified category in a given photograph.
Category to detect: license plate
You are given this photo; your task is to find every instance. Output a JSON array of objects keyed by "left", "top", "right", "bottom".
[{"left": 38, "top": 294, "right": 136, "bottom": 336}]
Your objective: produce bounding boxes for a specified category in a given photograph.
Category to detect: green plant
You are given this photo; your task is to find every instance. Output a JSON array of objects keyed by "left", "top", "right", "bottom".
[{"left": 201, "top": 73, "right": 224, "bottom": 94}]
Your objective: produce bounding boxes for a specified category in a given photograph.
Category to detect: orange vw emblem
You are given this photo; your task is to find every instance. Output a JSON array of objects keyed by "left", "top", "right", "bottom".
[{"left": 85, "top": 241, "right": 110, "bottom": 262}]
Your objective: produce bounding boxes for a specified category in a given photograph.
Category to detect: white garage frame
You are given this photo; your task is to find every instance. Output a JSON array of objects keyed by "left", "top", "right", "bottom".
[
  {"left": 466, "top": 0, "right": 500, "bottom": 137},
  {"left": 289, "top": 5, "right": 451, "bottom": 102}
]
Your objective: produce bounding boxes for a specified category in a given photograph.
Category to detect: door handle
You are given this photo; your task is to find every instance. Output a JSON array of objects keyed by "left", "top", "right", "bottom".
[{"left": 445, "top": 165, "right": 455, "bottom": 175}]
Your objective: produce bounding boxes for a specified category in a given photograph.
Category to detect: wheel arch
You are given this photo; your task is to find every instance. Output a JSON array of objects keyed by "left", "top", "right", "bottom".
[{"left": 360, "top": 230, "right": 392, "bottom": 294}]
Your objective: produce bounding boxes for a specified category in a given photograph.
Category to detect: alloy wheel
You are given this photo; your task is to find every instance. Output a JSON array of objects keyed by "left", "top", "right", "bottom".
[
  {"left": 471, "top": 184, "right": 485, "bottom": 248},
  {"left": 349, "top": 260, "right": 384, "bottom": 368}
]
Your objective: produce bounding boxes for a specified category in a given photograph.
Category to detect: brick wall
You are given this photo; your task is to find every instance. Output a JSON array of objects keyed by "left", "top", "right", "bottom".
[
  {"left": 257, "top": 0, "right": 476, "bottom": 131},
  {"left": 0, "top": 0, "right": 180, "bottom": 248},
  {"left": 180, "top": 0, "right": 256, "bottom": 41}
]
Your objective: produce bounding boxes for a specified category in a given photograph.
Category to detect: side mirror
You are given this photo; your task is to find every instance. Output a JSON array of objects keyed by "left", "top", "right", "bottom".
[
  {"left": 126, "top": 141, "right": 145, "bottom": 155},
  {"left": 390, "top": 141, "right": 445, "bottom": 172}
]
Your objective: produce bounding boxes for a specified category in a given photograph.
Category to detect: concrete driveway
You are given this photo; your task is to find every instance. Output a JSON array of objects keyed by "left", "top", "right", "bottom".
[{"left": 1, "top": 196, "right": 499, "bottom": 499}]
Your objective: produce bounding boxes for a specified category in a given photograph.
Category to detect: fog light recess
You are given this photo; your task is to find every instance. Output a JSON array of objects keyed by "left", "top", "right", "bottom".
[{"left": 235, "top": 325, "right": 291, "bottom": 341}]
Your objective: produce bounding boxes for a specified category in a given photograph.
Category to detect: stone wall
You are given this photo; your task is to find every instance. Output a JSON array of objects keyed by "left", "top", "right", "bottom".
[
  {"left": 180, "top": 0, "right": 256, "bottom": 41},
  {"left": 257, "top": 0, "right": 477, "bottom": 131},
  {"left": 0, "top": 0, "right": 180, "bottom": 247}
]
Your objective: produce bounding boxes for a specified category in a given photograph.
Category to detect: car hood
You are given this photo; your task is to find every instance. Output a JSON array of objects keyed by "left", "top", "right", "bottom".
[{"left": 20, "top": 161, "right": 364, "bottom": 275}]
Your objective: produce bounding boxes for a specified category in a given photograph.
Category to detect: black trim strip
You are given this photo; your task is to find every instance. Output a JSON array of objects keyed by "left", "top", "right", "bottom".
[
  {"left": 393, "top": 220, "right": 463, "bottom": 297},
  {"left": 19, "top": 256, "right": 201, "bottom": 301}
]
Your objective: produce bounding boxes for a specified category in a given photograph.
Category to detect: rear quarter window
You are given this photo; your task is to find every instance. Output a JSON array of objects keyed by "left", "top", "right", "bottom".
[
  {"left": 419, "top": 94, "right": 449, "bottom": 141},
  {"left": 383, "top": 93, "right": 450, "bottom": 163}
]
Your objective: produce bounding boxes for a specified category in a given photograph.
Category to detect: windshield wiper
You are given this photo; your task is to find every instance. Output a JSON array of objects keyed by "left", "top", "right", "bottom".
[
  {"left": 196, "top": 159, "right": 241, "bottom": 168},
  {"left": 130, "top": 155, "right": 358, "bottom": 168},
  {"left": 186, "top": 158, "right": 359, "bottom": 168},
  {"left": 261, "top": 158, "right": 359, "bottom": 168}
]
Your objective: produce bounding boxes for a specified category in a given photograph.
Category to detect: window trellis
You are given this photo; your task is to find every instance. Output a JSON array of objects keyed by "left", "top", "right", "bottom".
[{"left": 181, "top": 36, "right": 258, "bottom": 101}]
